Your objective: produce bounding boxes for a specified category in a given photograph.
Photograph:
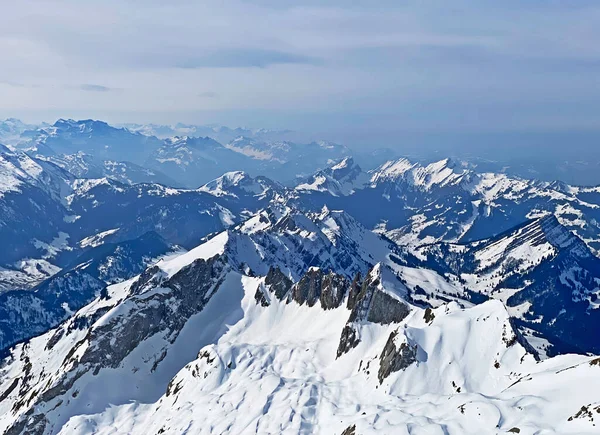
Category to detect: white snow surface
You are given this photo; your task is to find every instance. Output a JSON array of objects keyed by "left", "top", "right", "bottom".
[
  {"left": 295, "top": 157, "right": 370, "bottom": 196},
  {"left": 0, "top": 221, "right": 599, "bottom": 434},
  {"left": 198, "top": 171, "right": 274, "bottom": 199},
  {"left": 78, "top": 228, "right": 120, "bottom": 248}
]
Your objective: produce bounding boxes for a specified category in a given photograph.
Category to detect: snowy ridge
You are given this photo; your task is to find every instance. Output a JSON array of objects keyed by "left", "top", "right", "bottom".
[
  {"left": 292, "top": 157, "right": 600, "bottom": 254},
  {"left": 415, "top": 215, "right": 600, "bottom": 355},
  {"left": 198, "top": 171, "right": 281, "bottom": 200},
  {"left": 295, "top": 157, "right": 370, "bottom": 196},
  {"left": 370, "top": 157, "right": 470, "bottom": 190},
  {"left": 0, "top": 151, "right": 72, "bottom": 200},
  {"left": 1, "top": 228, "right": 599, "bottom": 433}
]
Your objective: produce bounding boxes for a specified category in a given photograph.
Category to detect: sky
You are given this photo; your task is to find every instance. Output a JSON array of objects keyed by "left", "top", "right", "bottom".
[{"left": 2, "top": 0, "right": 600, "bottom": 147}]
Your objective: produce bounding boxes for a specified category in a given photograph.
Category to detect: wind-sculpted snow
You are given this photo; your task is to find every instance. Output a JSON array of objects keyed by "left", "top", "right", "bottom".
[{"left": 0, "top": 214, "right": 599, "bottom": 434}]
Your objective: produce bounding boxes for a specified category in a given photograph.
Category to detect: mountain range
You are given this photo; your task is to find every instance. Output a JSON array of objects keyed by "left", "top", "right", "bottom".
[{"left": 0, "top": 118, "right": 600, "bottom": 433}]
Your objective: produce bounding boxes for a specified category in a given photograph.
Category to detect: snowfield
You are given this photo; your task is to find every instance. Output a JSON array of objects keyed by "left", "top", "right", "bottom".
[
  {"left": 2, "top": 137, "right": 600, "bottom": 434},
  {"left": 1, "top": 223, "right": 599, "bottom": 434}
]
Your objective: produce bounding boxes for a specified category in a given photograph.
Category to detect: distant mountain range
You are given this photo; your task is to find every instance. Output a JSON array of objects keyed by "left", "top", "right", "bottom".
[
  {"left": 7, "top": 118, "right": 378, "bottom": 188},
  {"left": 1, "top": 118, "right": 600, "bottom": 434}
]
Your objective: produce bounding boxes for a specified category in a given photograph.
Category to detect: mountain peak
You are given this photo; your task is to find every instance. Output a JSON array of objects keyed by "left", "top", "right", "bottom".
[
  {"left": 370, "top": 157, "right": 469, "bottom": 190},
  {"left": 198, "top": 171, "right": 280, "bottom": 200},
  {"left": 295, "top": 156, "right": 368, "bottom": 196},
  {"left": 330, "top": 156, "right": 356, "bottom": 171},
  {"left": 370, "top": 158, "right": 416, "bottom": 182},
  {"left": 537, "top": 214, "right": 590, "bottom": 257}
]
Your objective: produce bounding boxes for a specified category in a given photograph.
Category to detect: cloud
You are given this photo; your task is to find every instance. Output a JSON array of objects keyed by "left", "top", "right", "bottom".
[
  {"left": 0, "top": 81, "right": 25, "bottom": 88},
  {"left": 2, "top": 0, "right": 600, "bottom": 138},
  {"left": 0, "top": 80, "right": 40, "bottom": 88},
  {"left": 169, "top": 49, "right": 322, "bottom": 69},
  {"left": 198, "top": 91, "right": 218, "bottom": 98},
  {"left": 79, "top": 84, "right": 113, "bottom": 92}
]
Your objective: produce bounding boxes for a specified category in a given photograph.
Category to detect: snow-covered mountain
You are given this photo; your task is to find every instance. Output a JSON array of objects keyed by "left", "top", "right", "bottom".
[
  {"left": 147, "top": 135, "right": 352, "bottom": 187},
  {"left": 415, "top": 214, "right": 600, "bottom": 355},
  {"left": 36, "top": 153, "right": 179, "bottom": 187},
  {"left": 146, "top": 136, "right": 262, "bottom": 188},
  {"left": 292, "top": 157, "right": 600, "bottom": 255},
  {"left": 0, "top": 150, "right": 74, "bottom": 268},
  {"left": 0, "top": 231, "right": 173, "bottom": 352},
  {"left": 0, "top": 119, "right": 44, "bottom": 146},
  {"left": 3, "top": 123, "right": 600, "bottom": 433},
  {"left": 198, "top": 171, "right": 282, "bottom": 200},
  {"left": 1, "top": 209, "right": 600, "bottom": 434},
  {"left": 19, "top": 119, "right": 164, "bottom": 165},
  {"left": 122, "top": 123, "right": 298, "bottom": 143},
  {"left": 295, "top": 157, "right": 369, "bottom": 196},
  {"left": 0, "top": 149, "right": 281, "bottom": 293},
  {"left": 7, "top": 119, "right": 363, "bottom": 187}
]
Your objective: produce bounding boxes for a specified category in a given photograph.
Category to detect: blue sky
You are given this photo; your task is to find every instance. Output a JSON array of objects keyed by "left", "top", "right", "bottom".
[{"left": 1, "top": 0, "right": 600, "bottom": 146}]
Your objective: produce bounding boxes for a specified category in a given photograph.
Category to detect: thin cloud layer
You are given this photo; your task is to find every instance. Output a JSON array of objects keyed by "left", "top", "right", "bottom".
[
  {"left": 79, "top": 84, "right": 113, "bottom": 92},
  {"left": 1, "top": 0, "right": 600, "bottom": 138}
]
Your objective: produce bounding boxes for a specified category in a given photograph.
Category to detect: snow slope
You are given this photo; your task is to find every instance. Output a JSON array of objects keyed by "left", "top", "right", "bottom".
[
  {"left": 292, "top": 157, "right": 600, "bottom": 256},
  {"left": 1, "top": 230, "right": 599, "bottom": 434}
]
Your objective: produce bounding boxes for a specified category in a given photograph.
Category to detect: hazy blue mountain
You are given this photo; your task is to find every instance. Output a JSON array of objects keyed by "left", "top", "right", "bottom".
[
  {"left": 0, "top": 231, "right": 172, "bottom": 352},
  {"left": 19, "top": 119, "right": 163, "bottom": 165}
]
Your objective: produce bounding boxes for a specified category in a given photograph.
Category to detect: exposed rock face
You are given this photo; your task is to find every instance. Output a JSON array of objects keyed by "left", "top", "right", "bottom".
[
  {"left": 320, "top": 272, "right": 350, "bottom": 310},
  {"left": 367, "top": 290, "right": 410, "bottom": 325},
  {"left": 264, "top": 266, "right": 293, "bottom": 300},
  {"left": 282, "top": 268, "right": 350, "bottom": 310},
  {"left": 424, "top": 307, "right": 435, "bottom": 323},
  {"left": 337, "top": 265, "right": 410, "bottom": 357},
  {"left": 346, "top": 272, "right": 362, "bottom": 310},
  {"left": 337, "top": 325, "right": 361, "bottom": 358},
  {"left": 290, "top": 268, "right": 324, "bottom": 307},
  {"left": 348, "top": 266, "right": 410, "bottom": 325},
  {"left": 6, "top": 255, "right": 228, "bottom": 435},
  {"left": 129, "top": 265, "right": 165, "bottom": 295},
  {"left": 254, "top": 287, "right": 270, "bottom": 307},
  {"left": 378, "top": 330, "right": 417, "bottom": 383}
]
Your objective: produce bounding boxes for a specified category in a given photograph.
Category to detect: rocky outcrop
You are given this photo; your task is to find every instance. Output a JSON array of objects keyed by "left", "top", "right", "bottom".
[
  {"left": 348, "top": 265, "right": 410, "bottom": 325},
  {"left": 346, "top": 272, "right": 362, "bottom": 310},
  {"left": 337, "top": 264, "right": 410, "bottom": 357},
  {"left": 337, "top": 325, "right": 361, "bottom": 358},
  {"left": 377, "top": 330, "right": 417, "bottom": 383},
  {"left": 290, "top": 268, "right": 324, "bottom": 307},
  {"left": 7, "top": 255, "right": 228, "bottom": 435},
  {"left": 278, "top": 267, "right": 350, "bottom": 310},
  {"left": 367, "top": 290, "right": 410, "bottom": 325},
  {"left": 254, "top": 287, "right": 270, "bottom": 307},
  {"left": 320, "top": 272, "right": 349, "bottom": 310},
  {"left": 265, "top": 266, "right": 293, "bottom": 300}
]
